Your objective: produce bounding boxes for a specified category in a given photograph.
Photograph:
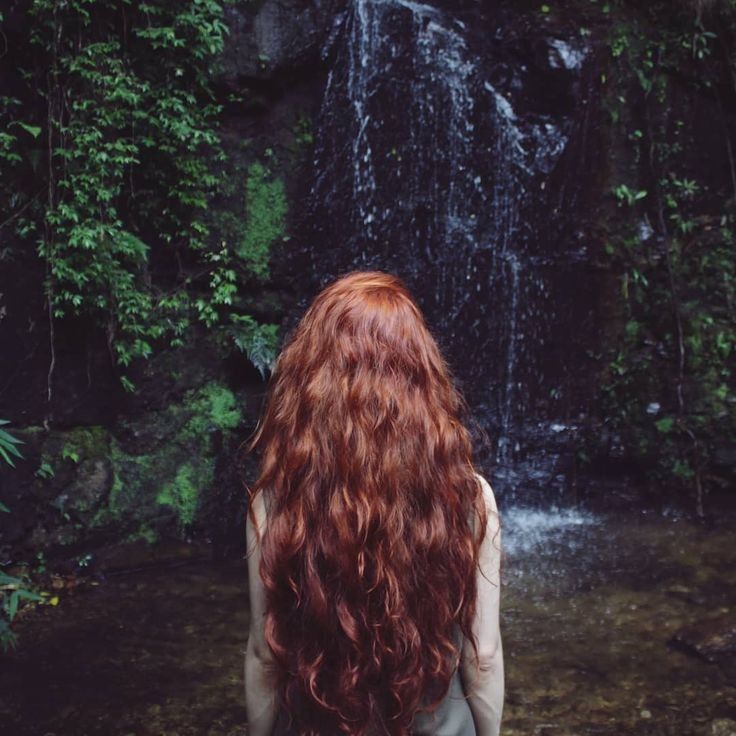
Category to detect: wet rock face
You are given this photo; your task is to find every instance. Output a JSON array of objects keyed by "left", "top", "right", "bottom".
[
  {"left": 219, "top": 0, "right": 336, "bottom": 83},
  {"left": 0, "top": 339, "right": 260, "bottom": 563},
  {"left": 0, "top": 1, "right": 321, "bottom": 563},
  {"left": 296, "top": 0, "right": 607, "bottom": 497}
]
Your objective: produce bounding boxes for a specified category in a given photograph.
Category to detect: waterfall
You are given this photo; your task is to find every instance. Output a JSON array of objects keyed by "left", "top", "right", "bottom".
[{"left": 303, "top": 0, "right": 593, "bottom": 499}]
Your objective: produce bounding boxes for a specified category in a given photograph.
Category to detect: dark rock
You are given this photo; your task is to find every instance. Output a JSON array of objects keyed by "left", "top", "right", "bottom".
[
  {"left": 710, "top": 720, "right": 736, "bottom": 736},
  {"left": 90, "top": 538, "right": 211, "bottom": 574},
  {"left": 220, "top": 0, "right": 329, "bottom": 84},
  {"left": 670, "top": 615, "right": 736, "bottom": 663}
]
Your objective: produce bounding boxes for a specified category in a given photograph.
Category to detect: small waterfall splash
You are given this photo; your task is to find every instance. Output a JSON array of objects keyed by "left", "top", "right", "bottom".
[{"left": 303, "top": 0, "right": 596, "bottom": 500}]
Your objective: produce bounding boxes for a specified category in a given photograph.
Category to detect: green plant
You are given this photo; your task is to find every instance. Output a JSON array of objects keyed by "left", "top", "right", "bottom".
[
  {"left": 0, "top": 422, "right": 42, "bottom": 649},
  {"left": 237, "top": 162, "right": 288, "bottom": 280},
  {"left": 292, "top": 114, "right": 314, "bottom": 147},
  {"left": 61, "top": 446, "right": 80, "bottom": 464},
  {"left": 35, "top": 460, "right": 55, "bottom": 480},
  {"left": 0, "top": 570, "right": 43, "bottom": 651},
  {"left": 34, "top": 552, "right": 47, "bottom": 576},
  {"left": 597, "top": 1, "right": 736, "bottom": 514},
  {"left": 0, "top": 420, "right": 24, "bottom": 469},
  {"left": 226, "top": 314, "right": 279, "bottom": 379},
  {"left": 0, "top": 0, "right": 283, "bottom": 395},
  {"left": 613, "top": 184, "right": 648, "bottom": 207}
]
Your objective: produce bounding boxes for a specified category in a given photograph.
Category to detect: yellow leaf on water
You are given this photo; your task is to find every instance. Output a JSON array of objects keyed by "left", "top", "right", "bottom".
[{"left": 49, "top": 596, "right": 59, "bottom": 606}]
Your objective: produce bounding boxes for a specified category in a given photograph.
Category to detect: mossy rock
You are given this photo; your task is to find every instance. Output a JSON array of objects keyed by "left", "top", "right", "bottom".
[
  {"left": 0, "top": 425, "right": 114, "bottom": 555},
  {"left": 94, "top": 380, "right": 245, "bottom": 539}
]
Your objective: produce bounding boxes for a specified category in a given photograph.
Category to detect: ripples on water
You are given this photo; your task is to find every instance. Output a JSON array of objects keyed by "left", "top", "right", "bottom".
[
  {"left": 502, "top": 505, "right": 598, "bottom": 556},
  {"left": 500, "top": 502, "right": 736, "bottom": 735}
]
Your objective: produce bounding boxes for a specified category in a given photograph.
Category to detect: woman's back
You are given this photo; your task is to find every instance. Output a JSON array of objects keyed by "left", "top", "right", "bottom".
[
  {"left": 263, "top": 472, "right": 497, "bottom": 736},
  {"left": 271, "top": 668, "right": 474, "bottom": 736},
  {"left": 244, "top": 271, "right": 503, "bottom": 736}
]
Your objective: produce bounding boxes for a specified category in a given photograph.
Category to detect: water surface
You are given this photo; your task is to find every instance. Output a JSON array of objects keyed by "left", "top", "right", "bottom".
[{"left": 1, "top": 504, "right": 734, "bottom": 735}]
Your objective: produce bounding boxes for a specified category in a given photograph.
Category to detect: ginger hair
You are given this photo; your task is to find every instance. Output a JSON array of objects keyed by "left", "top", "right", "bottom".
[{"left": 245, "top": 270, "right": 489, "bottom": 736}]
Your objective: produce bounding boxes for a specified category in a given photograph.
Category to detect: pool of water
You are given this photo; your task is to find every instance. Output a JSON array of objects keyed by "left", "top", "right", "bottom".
[
  {"left": 502, "top": 505, "right": 736, "bottom": 735},
  {"left": 1, "top": 503, "right": 734, "bottom": 735}
]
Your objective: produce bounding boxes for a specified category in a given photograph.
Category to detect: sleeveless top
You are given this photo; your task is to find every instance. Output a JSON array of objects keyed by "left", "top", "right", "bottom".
[{"left": 263, "top": 490, "right": 478, "bottom": 736}]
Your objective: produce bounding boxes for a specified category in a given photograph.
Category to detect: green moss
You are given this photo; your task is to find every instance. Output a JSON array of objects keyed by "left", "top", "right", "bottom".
[
  {"left": 122, "top": 524, "right": 159, "bottom": 544},
  {"left": 91, "top": 443, "right": 157, "bottom": 528},
  {"left": 89, "top": 380, "right": 240, "bottom": 536},
  {"left": 156, "top": 460, "right": 214, "bottom": 529},
  {"left": 60, "top": 426, "right": 109, "bottom": 463},
  {"left": 237, "top": 162, "right": 287, "bottom": 280},
  {"left": 201, "top": 383, "right": 241, "bottom": 430},
  {"left": 108, "top": 470, "right": 125, "bottom": 515},
  {"left": 181, "top": 381, "right": 242, "bottom": 440}
]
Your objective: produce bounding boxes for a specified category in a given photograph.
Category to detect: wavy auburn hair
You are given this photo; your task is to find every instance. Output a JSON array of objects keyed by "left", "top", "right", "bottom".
[{"left": 245, "top": 270, "right": 489, "bottom": 736}]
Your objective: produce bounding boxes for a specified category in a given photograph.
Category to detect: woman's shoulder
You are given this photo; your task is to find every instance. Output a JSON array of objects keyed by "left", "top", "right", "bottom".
[{"left": 472, "top": 471, "right": 498, "bottom": 514}]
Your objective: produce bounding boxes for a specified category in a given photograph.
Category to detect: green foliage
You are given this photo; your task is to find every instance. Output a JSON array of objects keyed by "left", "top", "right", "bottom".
[
  {"left": 597, "top": 1, "right": 736, "bottom": 509},
  {"left": 91, "top": 380, "right": 240, "bottom": 533},
  {"left": 125, "top": 524, "right": 158, "bottom": 545},
  {"left": 184, "top": 382, "right": 242, "bottom": 437},
  {"left": 0, "top": 426, "right": 42, "bottom": 650},
  {"left": 156, "top": 463, "right": 204, "bottom": 528},
  {"left": 226, "top": 314, "right": 279, "bottom": 379},
  {"left": 1, "top": 0, "right": 285, "bottom": 390},
  {"left": 238, "top": 161, "right": 288, "bottom": 280},
  {"left": 613, "top": 184, "right": 648, "bottom": 207},
  {"left": 35, "top": 460, "right": 55, "bottom": 480},
  {"left": 0, "top": 420, "right": 24, "bottom": 469},
  {"left": 292, "top": 114, "right": 315, "bottom": 148},
  {"left": 1, "top": 570, "right": 43, "bottom": 651}
]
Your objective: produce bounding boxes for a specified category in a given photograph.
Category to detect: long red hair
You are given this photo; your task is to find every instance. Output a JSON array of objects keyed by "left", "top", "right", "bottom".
[{"left": 245, "top": 270, "right": 489, "bottom": 736}]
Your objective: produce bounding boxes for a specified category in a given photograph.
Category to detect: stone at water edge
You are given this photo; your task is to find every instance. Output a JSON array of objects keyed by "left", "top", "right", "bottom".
[
  {"left": 711, "top": 719, "right": 736, "bottom": 736},
  {"left": 669, "top": 614, "right": 736, "bottom": 662}
]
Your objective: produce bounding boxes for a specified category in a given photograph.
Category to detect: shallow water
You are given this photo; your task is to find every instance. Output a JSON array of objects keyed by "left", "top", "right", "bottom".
[
  {"left": 502, "top": 505, "right": 736, "bottom": 735},
  {"left": 1, "top": 504, "right": 735, "bottom": 735}
]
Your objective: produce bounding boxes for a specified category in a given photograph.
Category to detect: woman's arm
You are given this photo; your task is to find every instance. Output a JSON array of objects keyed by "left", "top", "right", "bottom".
[
  {"left": 460, "top": 473, "right": 504, "bottom": 736},
  {"left": 245, "top": 489, "right": 279, "bottom": 736}
]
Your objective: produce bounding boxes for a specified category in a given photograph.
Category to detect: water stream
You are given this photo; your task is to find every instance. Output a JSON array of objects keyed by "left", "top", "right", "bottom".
[{"left": 301, "top": 0, "right": 601, "bottom": 499}]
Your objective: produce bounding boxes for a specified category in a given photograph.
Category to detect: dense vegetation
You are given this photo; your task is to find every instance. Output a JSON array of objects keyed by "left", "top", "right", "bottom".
[
  {"left": 589, "top": 0, "right": 736, "bottom": 512},
  {"left": 0, "top": 0, "right": 281, "bottom": 397},
  {"left": 0, "top": 0, "right": 289, "bottom": 642}
]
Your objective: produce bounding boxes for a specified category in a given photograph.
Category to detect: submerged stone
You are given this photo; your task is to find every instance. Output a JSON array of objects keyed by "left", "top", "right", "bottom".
[{"left": 670, "top": 614, "right": 736, "bottom": 663}]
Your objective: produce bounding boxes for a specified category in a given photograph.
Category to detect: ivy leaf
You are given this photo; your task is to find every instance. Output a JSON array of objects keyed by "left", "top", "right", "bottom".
[
  {"left": 16, "top": 122, "right": 42, "bottom": 139},
  {"left": 655, "top": 417, "right": 674, "bottom": 433}
]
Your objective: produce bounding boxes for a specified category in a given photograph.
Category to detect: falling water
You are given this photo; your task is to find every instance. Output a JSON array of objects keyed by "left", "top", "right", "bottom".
[{"left": 303, "top": 0, "right": 596, "bottom": 500}]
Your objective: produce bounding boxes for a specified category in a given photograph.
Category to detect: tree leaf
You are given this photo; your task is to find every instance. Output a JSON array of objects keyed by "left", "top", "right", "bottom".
[{"left": 16, "top": 122, "right": 42, "bottom": 139}]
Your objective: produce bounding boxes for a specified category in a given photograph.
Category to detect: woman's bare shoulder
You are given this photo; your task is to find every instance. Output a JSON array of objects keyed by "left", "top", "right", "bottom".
[{"left": 472, "top": 471, "right": 499, "bottom": 515}]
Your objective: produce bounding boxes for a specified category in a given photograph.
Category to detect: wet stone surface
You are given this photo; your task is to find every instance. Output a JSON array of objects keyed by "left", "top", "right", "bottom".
[{"left": 0, "top": 505, "right": 735, "bottom": 735}]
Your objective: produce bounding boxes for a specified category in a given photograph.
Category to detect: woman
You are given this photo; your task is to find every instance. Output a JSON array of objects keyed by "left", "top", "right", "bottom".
[{"left": 244, "top": 271, "right": 503, "bottom": 736}]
